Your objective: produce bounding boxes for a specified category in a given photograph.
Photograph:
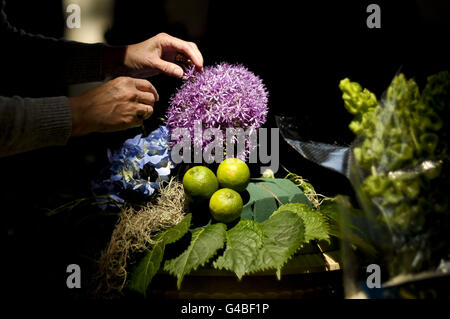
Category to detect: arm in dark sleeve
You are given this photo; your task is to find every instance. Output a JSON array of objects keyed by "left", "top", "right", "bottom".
[
  {"left": 0, "top": 96, "right": 72, "bottom": 157},
  {"left": 0, "top": 0, "right": 106, "bottom": 84}
]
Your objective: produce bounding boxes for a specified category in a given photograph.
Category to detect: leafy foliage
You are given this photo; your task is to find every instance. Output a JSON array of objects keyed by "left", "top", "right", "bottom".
[
  {"left": 159, "top": 213, "right": 193, "bottom": 245},
  {"left": 127, "top": 243, "right": 165, "bottom": 296},
  {"left": 213, "top": 219, "right": 264, "bottom": 279},
  {"left": 214, "top": 211, "right": 305, "bottom": 279},
  {"left": 248, "top": 210, "right": 305, "bottom": 279},
  {"left": 127, "top": 214, "right": 192, "bottom": 295},
  {"left": 128, "top": 180, "right": 357, "bottom": 295},
  {"left": 272, "top": 203, "right": 330, "bottom": 243},
  {"left": 163, "top": 223, "right": 227, "bottom": 289}
]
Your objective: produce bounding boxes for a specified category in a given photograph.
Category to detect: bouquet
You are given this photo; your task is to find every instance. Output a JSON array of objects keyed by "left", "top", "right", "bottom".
[
  {"left": 339, "top": 71, "right": 450, "bottom": 281},
  {"left": 90, "top": 62, "right": 341, "bottom": 298}
]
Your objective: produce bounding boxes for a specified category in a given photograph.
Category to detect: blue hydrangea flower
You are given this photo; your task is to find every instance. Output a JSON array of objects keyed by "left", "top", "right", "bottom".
[{"left": 92, "top": 126, "right": 175, "bottom": 206}]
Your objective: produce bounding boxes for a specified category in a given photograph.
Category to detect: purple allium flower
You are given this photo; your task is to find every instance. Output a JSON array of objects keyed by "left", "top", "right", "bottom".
[{"left": 166, "top": 62, "right": 268, "bottom": 161}]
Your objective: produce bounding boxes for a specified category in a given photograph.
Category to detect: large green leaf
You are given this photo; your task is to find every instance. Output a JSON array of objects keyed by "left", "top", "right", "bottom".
[
  {"left": 249, "top": 211, "right": 305, "bottom": 278},
  {"left": 273, "top": 203, "right": 330, "bottom": 243},
  {"left": 249, "top": 210, "right": 305, "bottom": 279},
  {"left": 213, "top": 219, "right": 264, "bottom": 279},
  {"left": 127, "top": 214, "right": 192, "bottom": 295},
  {"left": 164, "top": 223, "right": 227, "bottom": 289},
  {"left": 127, "top": 243, "right": 165, "bottom": 296},
  {"left": 214, "top": 211, "right": 305, "bottom": 279},
  {"left": 241, "top": 178, "right": 311, "bottom": 222},
  {"left": 158, "top": 214, "right": 192, "bottom": 244}
]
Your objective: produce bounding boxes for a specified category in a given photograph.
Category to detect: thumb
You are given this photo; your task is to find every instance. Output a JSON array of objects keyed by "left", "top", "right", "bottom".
[{"left": 153, "top": 59, "right": 184, "bottom": 78}]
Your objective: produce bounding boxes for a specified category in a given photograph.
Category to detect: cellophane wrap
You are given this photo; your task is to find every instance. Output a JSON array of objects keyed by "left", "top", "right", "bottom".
[{"left": 344, "top": 72, "right": 450, "bottom": 284}]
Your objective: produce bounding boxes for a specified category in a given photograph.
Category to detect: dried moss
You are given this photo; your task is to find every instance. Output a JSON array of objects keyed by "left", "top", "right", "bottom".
[{"left": 93, "top": 178, "right": 185, "bottom": 297}]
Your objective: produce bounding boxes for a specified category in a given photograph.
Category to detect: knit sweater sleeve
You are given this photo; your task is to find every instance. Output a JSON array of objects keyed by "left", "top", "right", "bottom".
[
  {"left": 0, "top": 1, "right": 110, "bottom": 156},
  {"left": 0, "top": 0, "right": 106, "bottom": 84},
  {"left": 0, "top": 96, "right": 72, "bottom": 157}
]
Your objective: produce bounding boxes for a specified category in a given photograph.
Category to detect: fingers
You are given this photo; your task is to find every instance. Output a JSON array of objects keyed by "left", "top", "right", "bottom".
[
  {"left": 129, "top": 78, "right": 157, "bottom": 105},
  {"left": 160, "top": 33, "right": 204, "bottom": 71},
  {"left": 152, "top": 59, "right": 186, "bottom": 78},
  {"left": 112, "top": 77, "right": 157, "bottom": 126},
  {"left": 134, "top": 78, "right": 159, "bottom": 102},
  {"left": 136, "top": 91, "right": 157, "bottom": 105},
  {"left": 123, "top": 103, "right": 153, "bottom": 130},
  {"left": 135, "top": 103, "right": 154, "bottom": 120},
  {"left": 132, "top": 79, "right": 156, "bottom": 119},
  {"left": 187, "top": 41, "right": 204, "bottom": 71}
]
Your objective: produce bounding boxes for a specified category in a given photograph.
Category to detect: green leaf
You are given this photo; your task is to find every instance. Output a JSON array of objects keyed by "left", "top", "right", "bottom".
[
  {"left": 249, "top": 210, "right": 305, "bottom": 278},
  {"left": 213, "top": 219, "right": 264, "bottom": 279},
  {"left": 127, "top": 243, "right": 165, "bottom": 296},
  {"left": 164, "top": 223, "right": 227, "bottom": 289},
  {"left": 214, "top": 211, "right": 305, "bottom": 280},
  {"left": 158, "top": 213, "right": 192, "bottom": 245},
  {"left": 127, "top": 214, "right": 192, "bottom": 295},
  {"left": 241, "top": 178, "right": 311, "bottom": 222},
  {"left": 319, "top": 199, "right": 347, "bottom": 236},
  {"left": 273, "top": 203, "right": 330, "bottom": 243}
]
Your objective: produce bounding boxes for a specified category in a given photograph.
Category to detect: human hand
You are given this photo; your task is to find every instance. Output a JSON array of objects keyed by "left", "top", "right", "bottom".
[
  {"left": 120, "top": 33, "right": 203, "bottom": 78},
  {"left": 69, "top": 77, "right": 158, "bottom": 136}
]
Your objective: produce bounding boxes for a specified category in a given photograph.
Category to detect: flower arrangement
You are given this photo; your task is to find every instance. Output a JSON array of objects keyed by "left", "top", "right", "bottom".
[
  {"left": 166, "top": 62, "right": 269, "bottom": 160},
  {"left": 93, "top": 62, "right": 268, "bottom": 203},
  {"left": 92, "top": 126, "right": 175, "bottom": 204},
  {"left": 71, "top": 61, "right": 349, "bottom": 299}
]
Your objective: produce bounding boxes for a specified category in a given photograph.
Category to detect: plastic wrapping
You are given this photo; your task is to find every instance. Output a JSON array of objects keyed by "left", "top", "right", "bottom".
[
  {"left": 275, "top": 115, "right": 350, "bottom": 176},
  {"left": 277, "top": 71, "right": 450, "bottom": 297}
]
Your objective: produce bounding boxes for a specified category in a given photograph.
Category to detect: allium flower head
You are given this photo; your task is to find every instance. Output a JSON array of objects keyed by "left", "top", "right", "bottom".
[{"left": 166, "top": 62, "right": 268, "bottom": 160}]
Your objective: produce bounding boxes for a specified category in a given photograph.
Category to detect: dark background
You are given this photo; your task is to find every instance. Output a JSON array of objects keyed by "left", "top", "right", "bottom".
[{"left": 1, "top": 0, "right": 449, "bottom": 299}]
